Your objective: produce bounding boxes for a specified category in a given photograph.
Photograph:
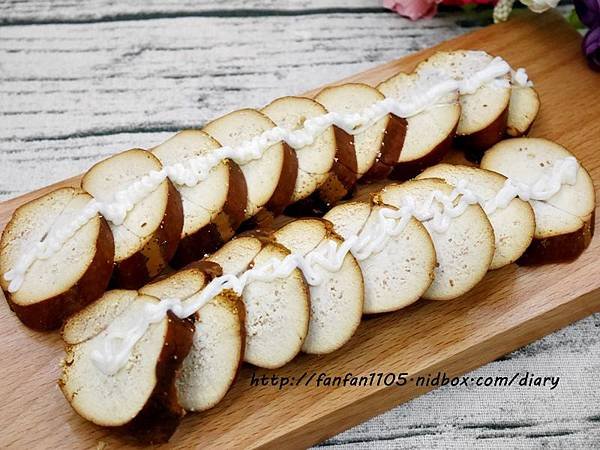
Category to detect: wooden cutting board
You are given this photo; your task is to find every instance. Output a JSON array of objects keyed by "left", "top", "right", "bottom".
[{"left": 1, "top": 10, "right": 599, "bottom": 450}]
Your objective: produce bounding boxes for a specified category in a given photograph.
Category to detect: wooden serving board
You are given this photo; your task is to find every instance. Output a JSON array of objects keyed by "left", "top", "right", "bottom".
[{"left": 1, "top": 10, "right": 599, "bottom": 449}]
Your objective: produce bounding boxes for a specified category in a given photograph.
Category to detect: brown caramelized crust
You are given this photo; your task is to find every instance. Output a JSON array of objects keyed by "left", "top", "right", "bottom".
[
  {"left": 5, "top": 217, "right": 115, "bottom": 331},
  {"left": 389, "top": 123, "right": 457, "bottom": 181},
  {"left": 112, "top": 180, "right": 184, "bottom": 289},
  {"left": 458, "top": 106, "right": 509, "bottom": 163},
  {"left": 286, "top": 126, "right": 359, "bottom": 216},
  {"left": 265, "top": 142, "right": 299, "bottom": 216},
  {"left": 124, "top": 312, "right": 195, "bottom": 444},
  {"left": 363, "top": 115, "right": 408, "bottom": 181},
  {"left": 170, "top": 160, "right": 248, "bottom": 268},
  {"left": 331, "top": 126, "right": 359, "bottom": 192},
  {"left": 517, "top": 211, "right": 595, "bottom": 265}
]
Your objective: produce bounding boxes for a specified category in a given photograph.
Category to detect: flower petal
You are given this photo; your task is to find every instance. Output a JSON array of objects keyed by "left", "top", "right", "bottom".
[
  {"left": 574, "top": 0, "right": 600, "bottom": 28},
  {"left": 582, "top": 27, "right": 600, "bottom": 71},
  {"left": 383, "top": 0, "right": 442, "bottom": 20}
]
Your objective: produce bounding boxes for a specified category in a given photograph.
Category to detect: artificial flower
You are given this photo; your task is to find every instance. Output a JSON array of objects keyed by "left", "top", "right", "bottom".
[
  {"left": 574, "top": 0, "right": 600, "bottom": 28},
  {"left": 494, "top": 0, "right": 561, "bottom": 22},
  {"left": 384, "top": 0, "right": 498, "bottom": 20},
  {"left": 383, "top": 0, "right": 442, "bottom": 20},
  {"left": 519, "top": 0, "right": 561, "bottom": 13},
  {"left": 442, "top": 0, "right": 497, "bottom": 5},
  {"left": 493, "top": 0, "right": 516, "bottom": 22},
  {"left": 582, "top": 26, "right": 600, "bottom": 71}
]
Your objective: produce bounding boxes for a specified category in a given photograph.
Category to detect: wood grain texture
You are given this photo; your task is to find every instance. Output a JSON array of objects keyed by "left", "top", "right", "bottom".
[
  {"left": 1, "top": 8, "right": 600, "bottom": 450},
  {"left": 0, "top": 1, "right": 385, "bottom": 25},
  {"left": 0, "top": 4, "right": 483, "bottom": 203}
]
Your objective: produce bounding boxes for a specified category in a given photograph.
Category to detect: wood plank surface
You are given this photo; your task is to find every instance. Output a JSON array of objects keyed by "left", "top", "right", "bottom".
[
  {"left": 1, "top": 9, "right": 599, "bottom": 449},
  {"left": 0, "top": 0, "right": 384, "bottom": 23},
  {"left": 0, "top": 2, "right": 484, "bottom": 204}
]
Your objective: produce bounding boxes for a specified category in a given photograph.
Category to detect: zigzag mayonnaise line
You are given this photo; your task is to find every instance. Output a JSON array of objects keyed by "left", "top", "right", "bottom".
[
  {"left": 4, "top": 56, "right": 523, "bottom": 293},
  {"left": 91, "top": 157, "right": 579, "bottom": 375}
]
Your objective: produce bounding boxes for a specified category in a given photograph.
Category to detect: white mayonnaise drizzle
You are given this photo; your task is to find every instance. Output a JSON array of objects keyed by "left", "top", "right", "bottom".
[
  {"left": 91, "top": 156, "right": 579, "bottom": 375},
  {"left": 511, "top": 68, "right": 534, "bottom": 88},
  {"left": 4, "top": 56, "right": 522, "bottom": 293},
  {"left": 482, "top": 157, "right": 579, "bottom": 214}
]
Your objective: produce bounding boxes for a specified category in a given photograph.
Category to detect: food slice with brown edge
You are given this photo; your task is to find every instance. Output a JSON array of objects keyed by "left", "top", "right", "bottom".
[
  {"left": 506, "top": 85, "right": 540, "bottom": 137},
  {"left": 203, "top": 108, "right": 298, "bottom": 223},
  {"left": 379, "top": 179, "right": 495, "bottom": 301},
  {"left": 324, "top": 198, "right": 436, "bottom": 313},
  {"left": 273, "top": 218, "right": 363, "bottom": 354},
  {"left": 60, "top": 290, "right": 194, "bottom": 444},
  {"left": 377, "top": 70, "right": 460, "bottom": 180},
  {"left": 207, "top": 235, "right": 310, "bottom": 368},
  {"left": 82, "top": 149, "right": 183, "bottom": 289},
  {"left": 152, "top": 130, "right": 247, "bottom": 267},
  {"left": 417, "top": 164, "right": 535, "bottom": 269},
  {"left": 262, "top": 97, "right": 337, "bottom": 203},
  {"left": 315, "top": 82, "right": 407, "bottom": 181},
  {"left": 312, "top": 125, "right": 358, "bottom": 210},
  {"left": 481, "top": 138, "right": 595, "bottom": 264},
  {"left": 416, "top": 50, "right": 511, "bottom": 161},
  {"left": 0, "top": 187, "right": 114, "bottom": 330},
  {"left": 139, "top": 261, "right": 245, "bottom": 412},
  {"left": 262, "top": 95, "right": 354, "bottom": 215}
]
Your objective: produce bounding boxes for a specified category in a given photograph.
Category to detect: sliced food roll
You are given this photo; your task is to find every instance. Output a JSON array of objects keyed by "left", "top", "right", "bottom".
[
  {"left": 0, "top": 187, "right": 114, "bottom": 330},
  {"left": 316, "top": 125, "right": 358, "bottom": 208},
  {"left": 378, "top": 179, "right": 495, "bottom": 301},
  {"left": 152, "top": 130, "right": 247, "bottom": 267},
  {"left": 417, "top": 164, "right": 535, "bottom": 269},
  {"left": 263, "top": 96, "right": 356, "bottom": 214},
  {"left": 377, "top": 70, "right": 460, "bottom": 180},
  {"left": 273, "top": 218, "right": 363, "bottom": 354},
  {"left": 310, "top": 124, "right": 358, "bottom": 210},
  {"left": 140, "top": 261, "right": 245, "bottom": 412},
  {"left": 416, "top": 50, "right": 511, "bottom": 159},
  {"left": 262, "top": 96, "right": 337, "bottom": 204},
  {"left": 82, "top": 149, "right": 184, "bottom": 289},
  {"left": 207, "top": 235, "right": 310, "bottom": 368},
  {"left": 60, "top": 290, "right": 194, "bottom": 444},
  {"left": 315, "top": 83, "right": 407, "bottom": 180},
  {"left": 324, "top": 199, "right": 436, "bottom": 313},
  {"left": 481, "top": 138, "right": 595, "bottom": 264},
  {"left": 203, "top": 108, "right": 298, "bottom": 220},
  {"left": 506, "top": 84, "right": 540, "bottom": 137}
]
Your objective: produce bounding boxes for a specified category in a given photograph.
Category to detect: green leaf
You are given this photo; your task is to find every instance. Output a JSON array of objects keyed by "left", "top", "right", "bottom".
[{"left": 567, "top": 8, "right": 585, "bottom": 30}]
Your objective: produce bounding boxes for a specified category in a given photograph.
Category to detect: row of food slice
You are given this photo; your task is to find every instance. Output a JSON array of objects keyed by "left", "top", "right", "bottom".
[
  {"left": 1, "top": 50, "right": 540, "bottom": 330},
  {"left": 59, "top": 138, "right": 595, "bottom": 443}
]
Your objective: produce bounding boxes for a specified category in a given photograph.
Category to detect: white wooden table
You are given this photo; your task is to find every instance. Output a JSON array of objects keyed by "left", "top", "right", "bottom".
[{"left": 0, "top": 1, "right": 598, "bottom": 448}]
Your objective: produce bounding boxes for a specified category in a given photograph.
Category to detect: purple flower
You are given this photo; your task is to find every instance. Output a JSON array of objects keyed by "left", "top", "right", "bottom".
[
  {"left": 583, "top": 27, "right": 600, "bottom": 71},
  {"left": 574, "top": 0, "right": 600, "bottom": 28},
  {"left": 574, "top": 1, "right": 600, "bottom": 70}
]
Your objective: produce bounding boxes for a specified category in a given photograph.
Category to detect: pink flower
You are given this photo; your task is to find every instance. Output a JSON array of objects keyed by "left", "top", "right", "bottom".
[
  {"left": 383, "top": 0, "right": 442, "bottom": 20},
  {"left": 384, "top": 0, "right": 498, "bottom": 20},
  {"left": 442, "top": 0, "right": 497, "bottom": 5}
]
